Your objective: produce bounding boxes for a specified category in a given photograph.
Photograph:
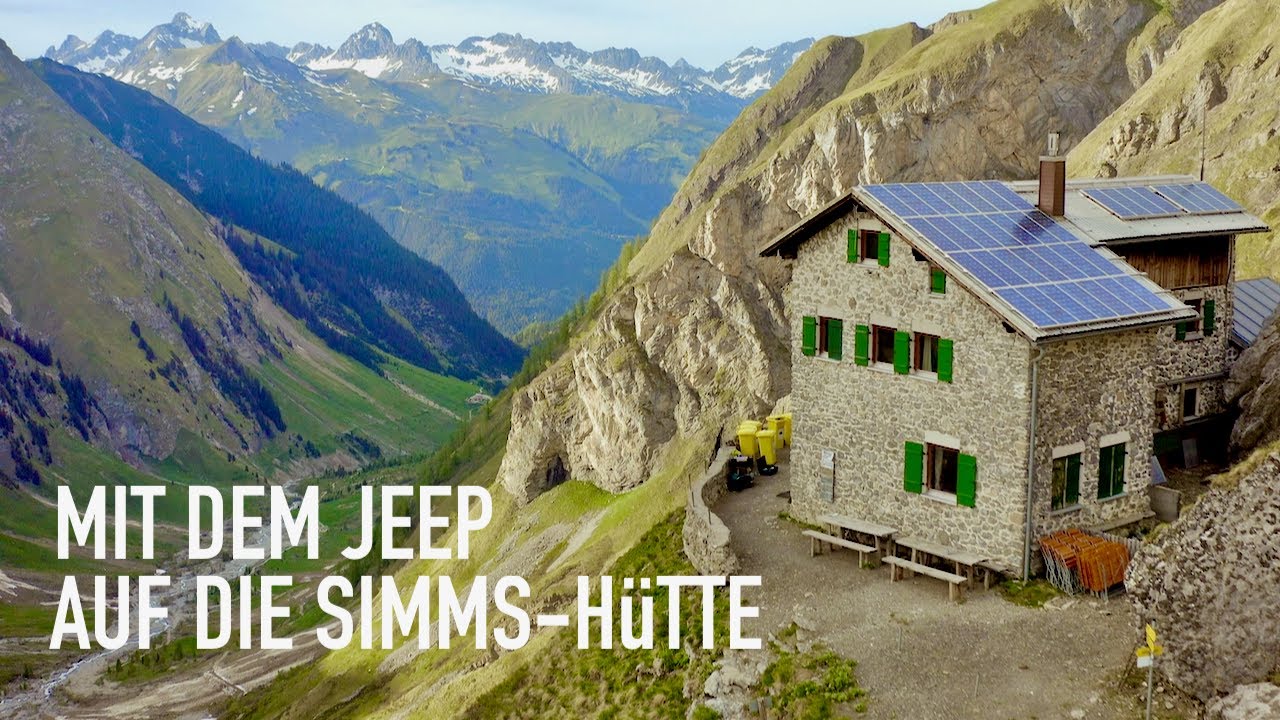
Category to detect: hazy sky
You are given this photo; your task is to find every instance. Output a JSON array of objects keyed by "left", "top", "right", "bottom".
[{"left": 1, "top": 0, "right": 975, "bottom": 68}]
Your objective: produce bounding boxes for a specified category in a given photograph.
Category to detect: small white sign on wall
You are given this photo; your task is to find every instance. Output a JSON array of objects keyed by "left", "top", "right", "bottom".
[{"left": 820, "top": 449, "right": 836, "bottom": 469}]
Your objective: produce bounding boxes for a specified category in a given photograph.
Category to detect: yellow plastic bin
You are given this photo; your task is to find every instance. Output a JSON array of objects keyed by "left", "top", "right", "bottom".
[
  {"left": 737, "top": 421, "right": 761, "bottom": 458},
  {"left": 781, "top": 413, "right": 793, "bottom": 447},
  {"left": 756, "top": 430, "right": 777, "bottom": 466},
  {"left": 766, "top": 414, "right": 785, "bottom": 447}
]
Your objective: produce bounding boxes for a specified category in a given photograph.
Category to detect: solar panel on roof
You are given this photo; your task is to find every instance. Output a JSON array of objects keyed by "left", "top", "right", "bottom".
[
  {"left": 1080, "top": 187, "right": 1184, "bottom": 220},
  {"left": 1151, "top": 183, "right": 1243, "bottom": 215},
  {"left": 860, "top": 180, "right": 1183, "bottom": 331}
]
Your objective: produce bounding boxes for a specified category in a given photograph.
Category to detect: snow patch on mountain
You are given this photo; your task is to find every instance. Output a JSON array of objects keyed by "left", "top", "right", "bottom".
[
  {"left": 709, "top": 39, "right": 813, "bottom": 98},
  {"left": 43, "top": 13, "right": 812, "bottom": 114},
  {"left": 434, "top": 38, "right": 565, "bottom": 92},
  {"left": 308, "top": 56, "right": 402, "bottom": 78}
]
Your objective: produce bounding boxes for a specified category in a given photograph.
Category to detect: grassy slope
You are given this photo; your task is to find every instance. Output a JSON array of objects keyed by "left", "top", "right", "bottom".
[
  {"left": 227, "top": 238, "right": 722, "bottom": 719},
  {"left": 2, "top": 38, "right": 480, "bottom": 473},
  {"left": 1068, "top": 0, "right": 1280, "bottom": 277},
  {"left": 632, "top": 0, "right": 1200, "bottom": 279},
  {"left": 0, "top": 40, "right": 481, "bottom": 687},
  {"left": 630, "top": 24, "right": 926, "bottom": 276},
  {"left": 226, "top": 403, "right": 715, "bottom": 719}
]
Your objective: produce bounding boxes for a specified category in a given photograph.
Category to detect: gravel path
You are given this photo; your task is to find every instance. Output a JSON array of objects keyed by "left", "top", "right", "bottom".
[{"left": 715, "top": 453, "right": 1143, "bottom": 720}]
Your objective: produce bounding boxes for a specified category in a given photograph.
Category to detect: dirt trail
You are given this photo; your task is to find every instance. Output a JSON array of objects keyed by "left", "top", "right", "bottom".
[{"left": 716, "top": 452, "right": 1143, "bottom": 720}]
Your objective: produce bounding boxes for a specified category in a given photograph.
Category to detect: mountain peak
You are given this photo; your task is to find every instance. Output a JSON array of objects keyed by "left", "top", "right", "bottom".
[
  {"left": 335, "top": 22, "right": 396, "bottom": 59},
  {"left": 42, "top": 29, "right": 138, "bottom": 74},
  {"left": 171, "top": 12, "right": 207, "bottom": 31},
  {"left": 143, "top": 11, "right": 221, "bottom": 49},
  {"left": 208, "top": 35, "right": 259, "bottom": 66},
  {"left": 53, "top": 34, "right": 85, "bottom": 54}
]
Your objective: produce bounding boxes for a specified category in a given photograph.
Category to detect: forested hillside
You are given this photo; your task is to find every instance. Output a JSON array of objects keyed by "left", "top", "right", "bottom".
[
  {"left": 30, "top": 59, "right": 523, "bottom": 382},
  {"left": 41, "top": 19, "right": 733, "bottom": 333}
]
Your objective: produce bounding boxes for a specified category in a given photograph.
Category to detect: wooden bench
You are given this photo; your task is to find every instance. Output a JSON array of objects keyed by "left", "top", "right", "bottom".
[
  {"left": 819, "top": 514, "right": 896, "bottom": 557},
  {"left": 803, "top": 530, "right": 877, "bottom": 565},
  {"left": 976, "top": 560, "right": 1011, "bottom": 590},
  {"left": 883, "top": 556, "right": 969, "bottom": 602}
]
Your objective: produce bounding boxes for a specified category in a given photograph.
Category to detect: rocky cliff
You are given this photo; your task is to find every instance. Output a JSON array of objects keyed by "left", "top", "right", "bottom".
[
  {"left": 1125, "top": 453, "right": 1280, "bottom": 702},
  {"left": 499, "top": 0, "right": 1224, "bottom": 502},
  {"left": 1068, "top": 0, "right": 1280, "bottom": 278},
  {"left": 1228, "top": 308, "right": 1280, "bottom": 454}
]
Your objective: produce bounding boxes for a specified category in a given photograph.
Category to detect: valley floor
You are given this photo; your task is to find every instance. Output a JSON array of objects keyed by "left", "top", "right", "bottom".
[{"left": 717, "top": 456, "right": 1157, "bottom": 720}]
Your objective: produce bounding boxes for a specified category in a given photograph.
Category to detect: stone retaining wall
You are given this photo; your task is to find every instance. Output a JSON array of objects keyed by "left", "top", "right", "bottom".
[{"left": 683, "top": 447, "right": 739, "bottom": 576}]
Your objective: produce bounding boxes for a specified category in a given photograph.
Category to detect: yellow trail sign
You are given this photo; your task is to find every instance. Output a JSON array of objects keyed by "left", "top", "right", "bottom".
[{"left": 1137, "top": 624, "right": 1164, "bottom": 658}]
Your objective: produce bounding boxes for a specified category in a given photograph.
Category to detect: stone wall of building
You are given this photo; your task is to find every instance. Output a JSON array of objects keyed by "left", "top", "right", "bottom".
[
  {"left": 1153, "top": 284, "right": 1233, "bottom": 431},
  {"left": 787, "top": 210, "right": 1034, "bottom": 568},
  {"left": 1034, "top": 329, "right": 1158, "bottom": 536}
]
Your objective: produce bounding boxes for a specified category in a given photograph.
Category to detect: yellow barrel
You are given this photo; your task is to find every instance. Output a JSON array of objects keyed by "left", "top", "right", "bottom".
[
  {"left": 756, "top": 430, "right": 777, "bottom": 466},
  {"left": 766, "top": 415, "right": 785, "bottom": 446},
  {"left": 737, "top": 421, "right": 760, "bottom": 458},
  {"left": 781, "top": 413, "right": 793, "bottom": 446}
]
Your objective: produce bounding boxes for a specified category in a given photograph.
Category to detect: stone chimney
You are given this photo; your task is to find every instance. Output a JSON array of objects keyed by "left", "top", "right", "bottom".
[{"left": 1038, "top": 132, "right": 1066, "bottom": 217}]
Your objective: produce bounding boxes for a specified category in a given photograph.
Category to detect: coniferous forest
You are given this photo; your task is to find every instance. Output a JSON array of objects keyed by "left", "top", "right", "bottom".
[{"left": 30, "top": 59, "right": 525, "bottom": 382}]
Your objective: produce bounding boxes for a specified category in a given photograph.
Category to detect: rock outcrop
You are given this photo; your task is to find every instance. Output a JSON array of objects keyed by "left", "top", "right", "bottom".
[
  {"left": 1228, "top": 310, "right": 1280, "bottom": 454},
  {"left": 1125, "top": 454, "right": 1280, "bottom": 701},
  {"left": 1207, "top": 684, "right": 1280, "bottom": 720},
  {"left": 499, "top": 0, "right": 1221, "bottom": 502},
  {"left": 1069, "top": 0, "right": 1280, "bottom": 279}
]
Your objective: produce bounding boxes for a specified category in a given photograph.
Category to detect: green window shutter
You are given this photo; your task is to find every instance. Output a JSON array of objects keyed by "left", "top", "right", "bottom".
[
  {"left": 957, "top": 454, "right": 977, "bottom": 508},
  {"left": 847, "top": 229, "right": 859, "bottom": 263},
  {"left": 1097, "top": 445, "right": 1111, "bottom": 499},
  {"left": 930, "top": 268, "right": 946, "bottom": 294},
  {"left": 1098, "top": 444, "right": 1127, "bottom": 499},
  {"left": 893, "top": 331, "right": 910, "bottom": 375},
  {"left": 854, "top": 324, "right": 870, "bottom": 367},
  {"left": 936, "top": 338, "right": 954, "bottom": 383},
  {"left": 801, "top": 316, "right": 817, "bottom": 357},
  {"left": 903, "top": 441, "right": 924, "bottom": 494},
  {"left": 1203, "top": 300, "right": 1216, "bottom": 335},
  {"left": 1113, "top": 443, "right": 1127, "bottom": 493},
  {"left": 1066, "top": 454, "right": 1081, "bottom": 505},
  {"left": 827, "top": 319, "right": 843, "bottom": 360},
  {"left": 1175, "top": 322, "right": 1187, "bottom": 341},
  {"left": 877, "top": 232, "right": 891, "bottom": 267}
]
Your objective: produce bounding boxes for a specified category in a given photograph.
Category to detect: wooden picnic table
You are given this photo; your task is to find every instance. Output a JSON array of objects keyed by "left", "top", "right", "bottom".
[
  {"left": 894, "top": 535, "right": 989, "bottom": 584},
  {"left": 820, "top": 514, "right": 897, "bottom": 556}
]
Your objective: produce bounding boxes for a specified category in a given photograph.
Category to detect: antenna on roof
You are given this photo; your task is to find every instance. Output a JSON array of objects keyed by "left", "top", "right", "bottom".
[{"left": 1199, "top": 101, "right": 1207, "bottom": 181}]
